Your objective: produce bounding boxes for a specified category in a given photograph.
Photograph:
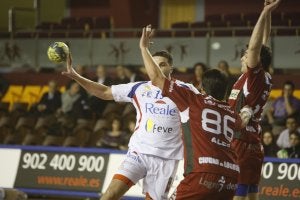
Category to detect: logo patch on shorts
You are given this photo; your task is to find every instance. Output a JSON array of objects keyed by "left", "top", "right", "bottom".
[{"left": 127, "top": 151, "right": 142, "bottom": 163}]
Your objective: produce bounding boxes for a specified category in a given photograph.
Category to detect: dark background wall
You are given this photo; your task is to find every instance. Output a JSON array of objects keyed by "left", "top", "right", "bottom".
[
  {"left": 69, "top": 0, "right": 299, "bottom": 28},
  {"left": 1, "top": 0, "right": 298, "bottom": 30},
  {"left": 205, "top": 0, "right": 299, "bottom": 15},
  {"left": 69, "top": 0, "right": 159, "bottom": 28}
]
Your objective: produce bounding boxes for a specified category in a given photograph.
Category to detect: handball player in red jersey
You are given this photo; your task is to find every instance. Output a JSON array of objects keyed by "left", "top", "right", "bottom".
[
  {"left": 227, "top": 1, "right": 281, "bottom": 200},
  {"left": 140, "top": 25, "right": 253, "bottom": 200}
]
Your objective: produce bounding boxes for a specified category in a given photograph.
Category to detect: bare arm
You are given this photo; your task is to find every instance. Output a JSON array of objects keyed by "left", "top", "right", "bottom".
[
  {"left": 263, "top": 12, "right": 271, "bottom": 45},
  {"left": 62, "top": 54, "right": 113, "bottom": 100},
  {"left": 263, "top": 0, "right": 272, "bottom": 45},
  {"left": 247, "top": 0, "right": 280, "bottom": 68},
  {"left": 139, "top": 25, "right": 166, "bottom": 90}
]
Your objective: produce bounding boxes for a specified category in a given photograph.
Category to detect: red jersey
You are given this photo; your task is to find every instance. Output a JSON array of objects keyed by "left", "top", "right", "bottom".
[
  {"left": 163, "top": 79, "right": 243, "bottom": 178},
  {"left": 228, "top": 65, "right": 272, "bottom": 143}
]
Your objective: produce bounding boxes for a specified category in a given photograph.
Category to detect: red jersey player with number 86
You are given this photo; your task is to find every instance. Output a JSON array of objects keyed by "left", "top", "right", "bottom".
[{"left": 140, "top": 24, "right": 253, "bottom": 200}]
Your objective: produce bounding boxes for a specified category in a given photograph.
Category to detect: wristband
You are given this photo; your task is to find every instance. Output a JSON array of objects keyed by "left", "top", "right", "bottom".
[{"left": 240, "top": 107, "right": 253, "bottom": 117}]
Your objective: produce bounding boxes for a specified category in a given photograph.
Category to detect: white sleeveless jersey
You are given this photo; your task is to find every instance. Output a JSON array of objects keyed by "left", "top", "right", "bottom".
[{"left": 111, "top": 80, "right": 199, "bottom": 160}]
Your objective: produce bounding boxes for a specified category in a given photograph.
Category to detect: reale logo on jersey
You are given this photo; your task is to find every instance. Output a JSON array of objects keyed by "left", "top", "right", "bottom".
[
  {"left": 145, "top": 103, "right": 177, "bottom": 116},
  {"left": 145, "top": 119, "right": 173, "bottom": 134}
]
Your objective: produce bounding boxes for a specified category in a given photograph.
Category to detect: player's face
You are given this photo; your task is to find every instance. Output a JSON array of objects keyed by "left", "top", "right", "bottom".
[
  {"left": 240, "top": 49, "right": 248, "bottom": 73},
  {"left": 153, "top": 56, "right": 173, "bottom": 77}
]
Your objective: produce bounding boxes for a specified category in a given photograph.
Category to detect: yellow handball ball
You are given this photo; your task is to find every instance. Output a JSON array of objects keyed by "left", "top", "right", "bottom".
[{"left": 47, "top": 42, "right": 69, "bottom": 63}]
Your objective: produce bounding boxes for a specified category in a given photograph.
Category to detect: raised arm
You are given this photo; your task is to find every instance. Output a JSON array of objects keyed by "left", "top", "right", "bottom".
[
  {"left": 139, "top": 25, "right": 166, "bottom": 90},
  {"left": 262, "top": 0, "right": 272, "bottom": 45},
  {"left": 62, "top": 54, "right": 113, "bottom": 100},
  {"left": 247, "top": 0, "right": 280, "bottom": 68}
]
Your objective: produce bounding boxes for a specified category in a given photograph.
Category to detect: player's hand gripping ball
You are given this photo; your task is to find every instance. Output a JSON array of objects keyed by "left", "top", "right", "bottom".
[{"left": 47, "top": 42, "right": 69, "bottom": 63}]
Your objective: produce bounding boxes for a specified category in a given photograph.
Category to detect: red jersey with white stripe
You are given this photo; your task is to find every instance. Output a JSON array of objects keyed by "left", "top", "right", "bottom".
[
  {"left": 228, "top": 65, "right": 272, "bottom": 143},
  {"left": 162, "top": 79, "right": 243, "bottom": 178},
  {"left": 111, "top": 80, "right": 199, "bottom": 160}
]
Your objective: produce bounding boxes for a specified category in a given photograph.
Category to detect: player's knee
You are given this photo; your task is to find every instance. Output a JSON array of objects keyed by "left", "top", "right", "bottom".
[{"left": 235, "top": 184, "right": 249, "bottom": 197}]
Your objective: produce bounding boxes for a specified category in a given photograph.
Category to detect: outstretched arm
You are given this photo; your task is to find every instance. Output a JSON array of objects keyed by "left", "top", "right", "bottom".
[
  {"left": 139, "top": 25, "right": 166, "bottom": 90},
  {"left": 247, "top": 0, "right": 280, "bottom": 68},
  {"left": 263, "top": 0, "right": 272, "bottom": 45},
  {"left": 62, "top": 54, "right": 113, "bottom": 100}
]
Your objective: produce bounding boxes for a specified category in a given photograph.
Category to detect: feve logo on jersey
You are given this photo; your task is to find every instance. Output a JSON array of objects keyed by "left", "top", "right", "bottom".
[{"left": 145, "top": 119, "right": 173, "bottom": 134}]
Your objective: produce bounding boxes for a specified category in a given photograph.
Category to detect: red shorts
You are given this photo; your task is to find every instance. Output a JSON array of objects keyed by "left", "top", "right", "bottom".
[
  {"left": 232, "top": 139, "right": 264, "bottom": 185},
  {"left": 170, "top": 172, "right": 237, "bottom": 200}
]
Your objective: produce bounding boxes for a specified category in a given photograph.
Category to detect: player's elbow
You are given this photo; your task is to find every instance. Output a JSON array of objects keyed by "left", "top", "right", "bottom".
[{"left": 94, "top": 88, "right": 113, "bottom": 100}]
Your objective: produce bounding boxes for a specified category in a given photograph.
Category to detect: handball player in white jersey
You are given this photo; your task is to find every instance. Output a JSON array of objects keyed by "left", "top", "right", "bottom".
[{"left": 62, "top": 51, "right": 198, "bottom": 199}]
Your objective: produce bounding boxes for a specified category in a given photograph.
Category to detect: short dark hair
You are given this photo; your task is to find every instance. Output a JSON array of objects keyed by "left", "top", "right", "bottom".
[
  {"left": 260, "top": 45, "right": 272, "bottom": 71},
  {"left": 202, "top": 69, "right": 228, "bottom": 101},
  {"left": 284, "top": 80, "right": 295, "bottom": 90},
  {"left": 152, "top": 50, "right": 173, "bottom": 65},
  {"left": 241, "top": 44, "right": 272, "bottom": 72}
]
